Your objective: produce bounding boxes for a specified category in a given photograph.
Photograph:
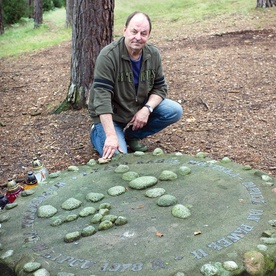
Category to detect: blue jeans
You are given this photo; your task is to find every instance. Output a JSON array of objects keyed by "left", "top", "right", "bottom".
[{"left": 90, "top": 99, "right": 182, "bottom": 156}]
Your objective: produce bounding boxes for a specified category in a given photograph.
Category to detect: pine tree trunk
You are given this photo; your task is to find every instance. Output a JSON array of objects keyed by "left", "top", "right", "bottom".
[
  {"left": 34, "top": 0, "right": 43, "bottom": 28},
  {"left": 256, "top": 0, "right": 275, "bottom": 7},
  {"left": 65, "top": 0, "right": 114, "bottom": 111},
  {"left": 66, "top": 0, "right": 74, "bottom": 28}
]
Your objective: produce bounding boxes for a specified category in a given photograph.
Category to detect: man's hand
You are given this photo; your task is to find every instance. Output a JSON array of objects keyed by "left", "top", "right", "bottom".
[
  {"left": 102, "top": 134, "right": 123, "bottom": 159},
  {"left": 131, "top": 107, "right": 150, "bottom": 131}
]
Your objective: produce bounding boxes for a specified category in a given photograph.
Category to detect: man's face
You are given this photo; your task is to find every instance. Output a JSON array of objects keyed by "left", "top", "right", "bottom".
[{"left": 123, "top": 14, "right": 150, "bottom": 55}]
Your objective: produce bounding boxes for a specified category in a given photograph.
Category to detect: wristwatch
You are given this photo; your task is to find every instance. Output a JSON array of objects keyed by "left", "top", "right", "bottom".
[{"left": 144, "top": 104, "right": 153, "bottom": 113}]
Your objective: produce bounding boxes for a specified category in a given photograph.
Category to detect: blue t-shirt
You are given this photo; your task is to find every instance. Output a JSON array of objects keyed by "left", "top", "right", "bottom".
[{"left": 130, "top": 55, "right": 142, "bottom": 92}]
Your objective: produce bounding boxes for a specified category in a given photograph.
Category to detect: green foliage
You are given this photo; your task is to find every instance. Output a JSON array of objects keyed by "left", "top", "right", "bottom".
[
  {"left": 53, "top": 0, "right": 65, "bottom": 8},
  {"left": 2, "top": 0, "right": 29, "bottom": 25},
  {"left": 43, "top": 0, "right": 55, "bottom": 12}
]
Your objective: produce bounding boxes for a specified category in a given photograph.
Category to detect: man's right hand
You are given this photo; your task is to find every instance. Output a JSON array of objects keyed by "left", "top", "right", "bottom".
[{"left": 102, "top": 135, "right": 122, "bottom": 159}]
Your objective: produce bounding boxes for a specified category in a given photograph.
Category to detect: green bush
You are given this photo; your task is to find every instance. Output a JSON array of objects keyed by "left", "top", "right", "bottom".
[
  {"left": 3, "top": 0, "right": 29, "bottom": 25},
  {"left": 53, "top": 0, "right": 65, "bottom": 8},
  {"left": 43, "top": 0, "right": 55, "bottom": 11}
]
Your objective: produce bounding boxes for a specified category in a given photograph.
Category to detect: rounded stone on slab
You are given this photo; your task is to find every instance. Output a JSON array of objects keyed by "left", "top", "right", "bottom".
[
  {"left": 86, "top": 192, "right": 105, "bottom": 202},
  {"left": 178, "top": 166, "right": 191, "bottom": 176},
  {"left": 61, "top": 198, "right": 82, "bottom": 210},
  {"left": 67, "top": 166, "right": 79, "bottom": 172},
  {"left": 114, "top": 164, "right": 129, "bottom": 173},
  {"left": 99, "top": 202, "right": 111, "bottom": 210},
  {"left": 64, "top": 231, "right": 81, "bottom": 243},
  {"left": 79, "top": 207, "right": 97, "bottom": 217},
  {"left": 98, "top": 220, "right": 113, "bottom": 231},
  {"left": 33, "top": 268, "right": 50, "bottom": 276},
  {"left": 145, "top": 188, "right": 166, "bottom": 198},
  {"left": 153, "top": 148, "right": 164, "bottom": 156},
  {"left": 243, "top": 251, "right": 265, "bottom": 276},
  {"left": 81, "top": 225, "right": 96, "bottom": 237},
  {"left": 91, "top": 213, "right": 103, "bottom": 224},
  {"left": 102, "top": 215, "right": 118, "bottom": 223},
  {"left": 37, "top": 205, "right": 58, "bottom": 218},
  {"left": 115, "top": 216, "right": 128, "bottom": 226},
  {"left": 200, "top": 263, "right": 219, "bottom": 275},
  {"left": 223, "top": 260, "right": 238, "bottom": 271},
  {"left": 159, "top": 170, "right": 178, "bottom": 181},
  {"left": 23, "top": 262, "right": 42, "bottom": 273},
  {"left": 129, "top": 176, "right": 158, "bottom": 190},
  {"left": 171, "top": 204, "right": 191, "bottom": 218},
  {"left": 122, "top": 171, "right": 139, "bottom": 181},
  {"left": 107, "top": 186, "right": 126, "bottom": 196},
  {"left": 157, "top": 195, "right": 177, "bottom": 207}
]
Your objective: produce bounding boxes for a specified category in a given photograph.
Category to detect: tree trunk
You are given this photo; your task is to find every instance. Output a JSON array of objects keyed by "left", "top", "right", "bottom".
[
  {"left": 34, "top": 0, "right": 43, "bottom": 28},
  {"left": 0, "top": 0, "right": 4, "bottom": 35},
  {"left": 256, "top": 0, "right": 275, "bottom": 7},
  {"left": 54, "top": 0, "right": 114, "bottom": 113},
  {"left": 66, "top": 0, "right": 74, "bottom": 28}
]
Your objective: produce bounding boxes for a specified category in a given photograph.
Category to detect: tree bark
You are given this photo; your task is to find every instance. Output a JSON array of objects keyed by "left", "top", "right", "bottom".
[
  {"left": 256, "top": 0, "right": 275, "bottom": 7},
  {"left": 0, "top": 0, "right": 4, "bottom": 35},
  {"left": 66, "top": 0, "right": 74, "bottom": 28},
  {"left": 57, "top": 0, "right": 114, "bottom": 112},
  {"left": 34, "top": 0, "right": 43, "bottom": 28}
]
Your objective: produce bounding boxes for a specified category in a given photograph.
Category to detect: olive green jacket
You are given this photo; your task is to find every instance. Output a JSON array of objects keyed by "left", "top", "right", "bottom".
[{"left": 88, "top": 37, "right": 168, "bottom": 124}]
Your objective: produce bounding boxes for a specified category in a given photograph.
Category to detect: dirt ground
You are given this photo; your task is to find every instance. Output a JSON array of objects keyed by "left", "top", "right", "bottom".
[{"left": 0, "top": 10, "right": 275, "bottom": 188}]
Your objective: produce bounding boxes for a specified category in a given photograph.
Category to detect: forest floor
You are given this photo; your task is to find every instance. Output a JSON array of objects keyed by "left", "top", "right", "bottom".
[{"left": 0, "top": 10, "right": 275, "bottom": 189}]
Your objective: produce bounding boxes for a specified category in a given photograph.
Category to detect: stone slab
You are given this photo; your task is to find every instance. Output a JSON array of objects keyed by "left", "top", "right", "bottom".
[{"left": 0, "top": 152, "right": 275, "bottom": 275}]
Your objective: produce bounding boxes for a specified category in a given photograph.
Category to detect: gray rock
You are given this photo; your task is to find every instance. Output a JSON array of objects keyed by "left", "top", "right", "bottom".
[
  {"left": 0, "top": 214, "right": 10, "bottom": 222},
  {"left": 0, "top": 249, "right": 14, "bottom": 259},
  {"left": 223, "top": 261, "right": 238, "bottom": 271},
  {"left": 99, "top": 220, "right": 113, "bottom": 230},
  {"left": 129, "top": 176, "right": 158, "bottom": 190},
  {"left": 86, "top": 192, "right": 105, "bottom": 202},
  {"left": 115, "top": 216, "right": 128, "bottom": 226},
  {"left": 200, "top": 263, "right": 219, "bottom": 275},
  {"left": 196, "top": 152, "right": 207, "bottom": 158},
  {"left": 114, "top": 164, "right": 129, "bottom": 173},
  {"left": 79, "top": 207, "right": 96, "bottom": 217},
  {"left": 67, "top": 165, "right": 79, "bottom": 172},
  {"left": 133, "top": 151, "right": 145, "bottom": 156},
  {"left": 81, "top": 225, "right": 96, "bottom": 237},
  {"left": 48, "top": 172, "right": 60, "bottom": 178},
  {"left": 260, "top": 237, "right": 276, "bottom": 244},
  {"left": 145, "top": 188, "right": 166, "bottom": 198},
  {"left": 153, "top": 148, "right": 164, "bottom": 156},
  {"left": 51, "top": 218, "right": 63, "bottom": 226},
  {"left": 243, "top": 165, "right": 252, "bottom": 170},
  {"left": 64, "top": 214, "right": 78, "bottom": 222},
  {"left": 122, "top": 171, "right": 139, "bottom": 181},
  {"left": 61, "top": 198, "right": 82, "bottom": 210},
  {"left": 268, "top": 219, "right": 276, "bottom": 227},
  {"left": 33, "top": 268, "right": 50, "bottom": 276},
  {"left": 257, "top": 244, "right": 268, "bottom": 252},
  {"left": 102, "top": 215, "right": 118, "bottom": 223},
  {"left": 157, "top": 195, "right": 177, "bottom": 207},
  {"left": 23, "top": 262, "right": 42, "bottom": 272},
  {"left": 37, "top": 205, "right": 58, "bottom": 218},
  {"left": 98, "top": 203, "right": 111, "bottom": 210},
  {"left": 91, "top": 213, "right": 103, "bottom": 224},
  {"left": 21, "top": 189, "right": 35, "bottom": 196},
  {"left": 159, "top": 170, "right": 178, "bottom": 181},
  {"left": 221, "top": 157, "right": 231, "bottom": 163},
  {"left": 98, "top": 208, "right": 109, "bottom": 216},
  {"left": 107, "top": 186, "right": 126, "bottom": 196},
  {"left": 57, "top": 273, "right": 76, "bottom": 276},
  {"left": 5, "top": 203, "right": 18, "bottom": 210},
  {"left": 87, "top": 159, "right": 97, "bottom": 166},
  {"left": 64, "top": 231, "right": 81, "bottom": 243},
  {"left": 178, "top": 166, "right": 191, "bottom": 176},
  {"left": 172, "top": 204, "right": 191, "bottom": 218}
]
